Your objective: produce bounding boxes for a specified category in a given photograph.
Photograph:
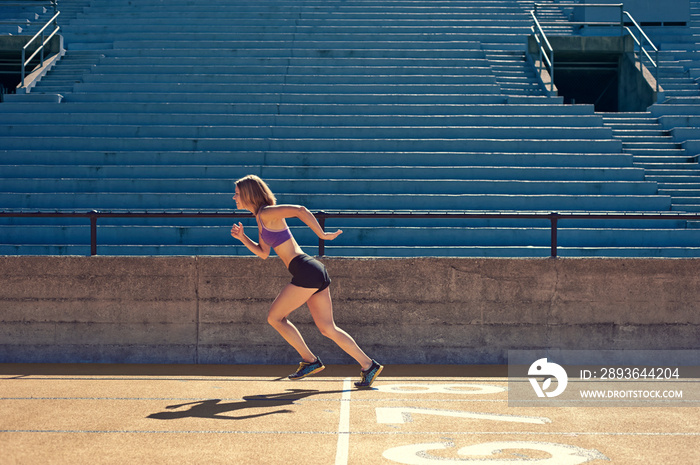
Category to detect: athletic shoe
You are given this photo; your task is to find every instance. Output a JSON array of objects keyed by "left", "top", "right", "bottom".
[
  {"left": 288, "top": 358, "right": 325, "bottom": 380},
  {"left": 354, "top": 360, "right": 383, "bottom": 388}
]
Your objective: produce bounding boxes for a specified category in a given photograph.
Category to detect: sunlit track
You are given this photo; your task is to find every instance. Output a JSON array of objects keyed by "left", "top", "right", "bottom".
[{"left": 1, "top": 364, "right": 699, "bottom": 464}]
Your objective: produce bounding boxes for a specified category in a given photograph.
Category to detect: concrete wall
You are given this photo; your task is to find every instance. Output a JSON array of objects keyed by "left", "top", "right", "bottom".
[
  {"left": 1, "top": 257, "right": 699, "bottom": 365},
  {"left": 619, "top": 53, "right": 658, "bottom": 111},
  {"left": 0, "top": 35, "right": 62, "bottom": 56}
]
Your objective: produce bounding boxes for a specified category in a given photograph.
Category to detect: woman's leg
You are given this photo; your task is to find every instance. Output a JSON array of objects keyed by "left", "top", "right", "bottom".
[
  {"left": 306, "top": 288, "right": 373, "bottom": 370},
  {"left": 267, "top": 283, "right": 318, "bottom": 362}
]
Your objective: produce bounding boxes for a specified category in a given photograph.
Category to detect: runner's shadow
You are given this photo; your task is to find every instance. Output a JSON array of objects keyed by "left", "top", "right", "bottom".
[{"left": 148, "top": 388, "right": 345, "bottom": 421}]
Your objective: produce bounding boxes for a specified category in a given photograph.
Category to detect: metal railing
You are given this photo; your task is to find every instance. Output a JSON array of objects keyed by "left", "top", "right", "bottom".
[
  {"left": 623, "top": 10, "right": 660, "bottom": 93},
  {"left": 531, "top": 3, "right": 660, "bottom": 94},
  {"left": 20, "top": 10, "right": 60, "bottom": 88},
  {"left": 2, "top": 210, "right": 700, "bottom": 258},
  {"left": 531, "top": 11, "right": 555, "bottom": 93}
]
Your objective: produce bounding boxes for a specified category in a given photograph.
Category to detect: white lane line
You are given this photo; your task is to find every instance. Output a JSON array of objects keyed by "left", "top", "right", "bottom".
[{"left": 335, "top": 377, "right": 352, "bottom": 465}]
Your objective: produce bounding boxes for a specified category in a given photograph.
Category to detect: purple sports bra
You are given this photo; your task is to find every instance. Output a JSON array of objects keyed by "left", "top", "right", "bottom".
[{"left": 259, "top": 219, "right": 293, "bottom": 248}]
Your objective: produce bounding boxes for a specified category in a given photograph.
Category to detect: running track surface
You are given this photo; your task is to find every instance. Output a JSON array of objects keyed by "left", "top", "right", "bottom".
[{"left": 1, "top": 364, "right": 698, "bottom": 464}]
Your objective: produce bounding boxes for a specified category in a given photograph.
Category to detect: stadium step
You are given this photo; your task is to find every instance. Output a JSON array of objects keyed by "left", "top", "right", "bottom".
[
  {"left": 0, "top": 113, "right": 606, "bottom": 128},
  {"left": 0, "top": 136, "right": 623, "bottom": 153},
  {"left": 0, "top": 177, "right": 659, "bottom": 196},
  {"left": 484, "top": 50, "right": 544, "bottom": 96},
  {"left": 0, "top": 163, "right": 646, "bottom": 181},
  {"left": 0, "top": 123, "right": 616, "bottom": 140},
  {"left": 31, "top": 51, "right": 104, "bottom": 94},
  {"left": 0, "top": 190, "right": 674, "bottom": 212},
  {"left": 0, "top": 149, "right": 637, "bottom": 168},
  {"left": 0, "top": 102, "right": 598, "bottom": 116}
]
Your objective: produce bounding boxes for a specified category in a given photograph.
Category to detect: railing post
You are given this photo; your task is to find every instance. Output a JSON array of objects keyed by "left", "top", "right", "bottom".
[
  {"left": 20, "top": 49, "right": 25, "bottom": 87},
  {"left": 538, "top": 39, "right": 543, "bottom": 81},
  {"left": 40, "top": 30, "right": 45, "bottom": 68},
  {"left": 550, "top": 212, "right": 559, "bottom": 258},
  {"left": 317, "top": 211, "right": 325, "bottom": 257},
  {"left": 620, "top": 5, "right": 624, "bottom": 37},
  {"left": 89, "top": 211, "right": 98, "bottom": 256},
  {"left": 655, "top": 49, "right": 659, "bottom": 93},
  {"left": 549, "top": 48, "right": 554, "bottom": 92}
]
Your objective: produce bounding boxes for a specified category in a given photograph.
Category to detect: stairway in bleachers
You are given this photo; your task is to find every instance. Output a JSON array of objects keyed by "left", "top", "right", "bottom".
[
  {"left": 1, "top": 0, "right": 699, "bottom": 257},
  {"left": 603, "top": 112, "right": 700, "bottom": 214},
  {"left": 0, "top": 1, "right": 57, "bottom": 36}
]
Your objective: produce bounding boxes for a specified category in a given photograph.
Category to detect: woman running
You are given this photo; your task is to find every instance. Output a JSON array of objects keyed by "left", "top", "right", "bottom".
[{"left": 230, "top": 175, "right": 383, "bottom": 388}]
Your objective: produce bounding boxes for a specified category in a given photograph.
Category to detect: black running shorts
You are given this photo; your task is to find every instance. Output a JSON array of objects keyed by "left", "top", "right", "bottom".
[{"left": 288, "top": 254, "right": 331, "bottom": 294}]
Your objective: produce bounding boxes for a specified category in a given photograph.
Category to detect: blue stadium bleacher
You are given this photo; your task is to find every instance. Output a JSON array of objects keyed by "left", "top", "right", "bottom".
[
  {"left": 0, "top": 1, "right": 58, "bottom": 36},
  {"left": 1, "top": 0, "right": 700, "bottom": 257}
]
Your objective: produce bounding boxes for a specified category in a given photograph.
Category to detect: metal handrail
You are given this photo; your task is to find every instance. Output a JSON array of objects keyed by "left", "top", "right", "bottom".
[
  {"left": 20, "top": 10, "right": 60, "bottom": 88},
  {"left": 623, "top": 11, "right": 660, "bottom": 93},
  {"left": 2, "top": 210, "right": 700, "bottom": 258},
  {"left": 531, "top": 3, "right": 660, "bottom": 95},
  {"left": 530, "top": 10, "right": 555, "bottom": 93}
]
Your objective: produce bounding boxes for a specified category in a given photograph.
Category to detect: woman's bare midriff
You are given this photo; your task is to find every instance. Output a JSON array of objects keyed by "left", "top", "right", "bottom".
[{"left": 273, "top": 237, "right": 305, "bottom": 268}]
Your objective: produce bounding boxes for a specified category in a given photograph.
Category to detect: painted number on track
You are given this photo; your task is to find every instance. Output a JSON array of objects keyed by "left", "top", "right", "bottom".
[
  {"left": 383, "top": 441, "right": 608, "bottom": 465},
  {"left": 374, "top": 383, "right": 608, "bottom": 465},
  {"left": 376, "top": 383, "right": 506, "bottom": 395},
  {"left": 376, "top": 407, "right": 550, "bottom": 425}
]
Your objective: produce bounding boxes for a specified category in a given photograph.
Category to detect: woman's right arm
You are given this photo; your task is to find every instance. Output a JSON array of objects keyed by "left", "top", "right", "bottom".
[{"left": 231, "top": 222, "right": 271, "bottom": 259}]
